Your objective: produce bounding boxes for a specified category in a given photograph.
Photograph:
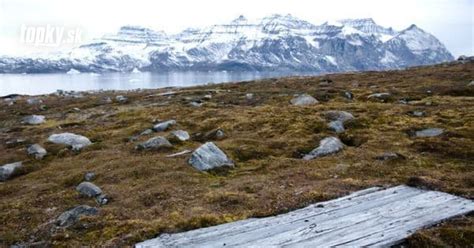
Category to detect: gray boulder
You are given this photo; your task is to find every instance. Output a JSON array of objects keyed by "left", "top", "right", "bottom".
[
  {"left": 290, "top": 94, "right": 319, "bottom": 106},
  {"left": 343, "top": 91, "right": 354, "bottom": 100},
  {"left": 48, "top": 133, "right": 92, "bottom": 151},
  {"left": 468, "top": 81, "right": 474, "bottom": 87},
  {"left": 324, "top": 111, "right": 355, "bottom": 123},
  {"left": 27, "top": 144, "right": 47, "bottom": 160},
  {"left": 136, "top": 136, "right": 172, "bottom": 150},
  {"left": 76, "top": 182, "right": 102, "bottom": 197},
  {"left": 303, "top": 137, "right": 344, "bottom": 160},
  {"left": 152, "top": 120, "right": 176, "bottom": 132},
  {"left": 22, "top": 115, "right": 45, "bottom": 125},
  {"left": 324, "top": 111, "right": 354, "bottom": 133},
  {"left": 56, "top": 205, "right": 98, "bottom": 227},
  {"left": 189, "top": 142, "right": 234, "bottom": 171},
  {"left": 0, "top": 162, "right": 23, "bottom": 181},
  {"left": 170, "top": 130, "right": 190, "bottom": 142},
  {"left": 415, "top": 128, "right": 444, "bottom": 137}
]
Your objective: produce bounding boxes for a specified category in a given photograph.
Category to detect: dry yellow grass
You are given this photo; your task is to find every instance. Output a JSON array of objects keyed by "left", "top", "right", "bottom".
[{"left": 0, "top": 61, "right": 473, "bottom": 247}]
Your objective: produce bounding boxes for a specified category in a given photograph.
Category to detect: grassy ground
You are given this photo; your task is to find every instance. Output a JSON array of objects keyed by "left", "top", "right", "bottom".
[{"left": 0, "top": 61, "right": 473, "bottom": 247}]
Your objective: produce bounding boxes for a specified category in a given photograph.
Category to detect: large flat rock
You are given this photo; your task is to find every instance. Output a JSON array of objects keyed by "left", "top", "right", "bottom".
[{"left": 136, "top": 185, "right": 473, "bottom": 248}]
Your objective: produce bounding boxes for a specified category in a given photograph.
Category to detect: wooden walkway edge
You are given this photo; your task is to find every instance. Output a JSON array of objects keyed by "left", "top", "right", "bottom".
[{"left": 135, "top": 185, "right": 474, "bottom": 247}]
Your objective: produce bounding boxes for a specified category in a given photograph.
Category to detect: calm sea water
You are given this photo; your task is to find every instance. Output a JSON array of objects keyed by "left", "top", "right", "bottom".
[{"left": 0, "top": 71, "right": 316, "bottom": 96}]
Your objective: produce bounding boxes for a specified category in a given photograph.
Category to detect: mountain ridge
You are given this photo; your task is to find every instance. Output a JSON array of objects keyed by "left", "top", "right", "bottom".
[{"left": 0, "top": 14, "right": 454, "bottom": 73}]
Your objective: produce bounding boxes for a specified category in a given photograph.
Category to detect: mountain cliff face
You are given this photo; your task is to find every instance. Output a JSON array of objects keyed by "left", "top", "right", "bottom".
[{"left": 0, "top": 15, "right": 454, "bottom": 73}]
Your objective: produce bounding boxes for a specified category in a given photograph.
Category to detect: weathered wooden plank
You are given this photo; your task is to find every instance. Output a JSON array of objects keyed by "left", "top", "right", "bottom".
[{"left": 135, "top": 185, "right": 474, "bottom": 248}]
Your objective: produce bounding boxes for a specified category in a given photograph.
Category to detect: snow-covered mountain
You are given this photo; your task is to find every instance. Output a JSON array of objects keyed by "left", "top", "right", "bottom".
[{"left": 0, "top": 14, "right": 454, "bottom": 73}]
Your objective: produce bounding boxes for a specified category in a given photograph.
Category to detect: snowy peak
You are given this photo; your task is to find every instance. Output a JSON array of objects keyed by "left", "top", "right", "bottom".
[
  {"left": 393, "top": 24, "right": 445, "bottom": 51},
  {"left": 102, "top": 26, "right": 168, "bottom": 44},
  {"left": 0, "top": 14, "right": 455, "bottom": 73}
]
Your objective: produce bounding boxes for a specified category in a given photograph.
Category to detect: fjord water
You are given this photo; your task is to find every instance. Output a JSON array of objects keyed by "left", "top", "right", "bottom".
[{"left": 0, "top": 71, "right": 312, "bottom": 96}]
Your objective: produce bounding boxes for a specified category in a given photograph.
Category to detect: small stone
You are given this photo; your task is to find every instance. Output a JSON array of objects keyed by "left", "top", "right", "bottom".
[
  {"left": 170, "top": 130, "right": 190, "bottom": 142},
  {"left": 188, "top": 142, "right": 234, "bottom": 171},
  {"left": 21, "top": 115, "right": 45, "bottom": 125},
  {"left": 190, "top": 101, "right": 203, "bottom": 107},
  {"left": 203, "top": 94, "right": 212, "bottom": 100},
  {"left": 408, "top": 110, "right": 426, "bottom": 117},
  {"left": 246, "top": 93, "right": 254, "bottom": 100},
  {"left": 84, "top": 172, "right": 96, "bottom": 181},
  {"left": 467, "top": 81, "right": 474, "bottom": 87},
  {"left": 290, "top": 94, "right": 319, "bottom": 106},
  {"left": 303, "top": 137, "right": 344, "bottom": 160},
  {"left": 102, "top": 96, "right": 112, "bottom": 104},
  {"left": 76, "top": 182, "right": 102, "bottom": 197},
  {"left": 152, "top": 120, "right": 176, "bottom": 132},
  {"left": 0, "top": 162, "right": 23, "bottom": 181},
  {"left": 27, "top": 144, "right": 47, "bottom": 160},
  {"left": 367, "top": 93, "right": 391, "bottom": 101},
  {"left": 375, "top": 152, "right": 406, "bottom": 161},
  {"left": 136, "top": 136, "right": 173, "bottom": 150},
  {"left": 192, "top": 128, "right": 226, "bottom": 142},
  {"left": 343, "top": 91, "right": 353, "bottom": 100},
  {"left": 415, "top": 128, "right": 444, "bottom": 137},
  {"left": 48, "top": 133, "right": 92, "bottom": 151},
  {"left": 26, "top": 98, "right": 43, "bottom": 105},
  {"left": 56, "top": 205, "right": 98, "bottom": 227},
  {"left": 116, "top": 95, "right": 128, "bottom": 103},
  {"left": 95, "top": 194, "right": 109, "bottom": 205}
]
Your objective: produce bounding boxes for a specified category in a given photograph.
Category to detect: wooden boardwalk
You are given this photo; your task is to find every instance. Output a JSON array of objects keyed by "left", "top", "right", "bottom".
[{"left": 136, "top": 185, "right": 474, "bottom": 248}]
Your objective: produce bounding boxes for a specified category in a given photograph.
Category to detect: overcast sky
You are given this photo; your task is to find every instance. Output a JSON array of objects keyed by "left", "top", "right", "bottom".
[{"left": 0, "top": 0, "right": 472, "bottom": 56}]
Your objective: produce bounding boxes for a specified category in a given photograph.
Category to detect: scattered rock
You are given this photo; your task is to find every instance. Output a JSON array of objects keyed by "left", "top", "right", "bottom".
[
  {"left": 27, "top": 144, "right": 47, "bottom": 160},
  {"left": 190, "top": 101, "right": 203, "bottom": 107},
  {"left": 408, "top": 110, "right": 426, "bottom": 117},
  {"left": 375, "top": 152, "right": 406, "bottom": 161},
  {"left": 324, "top": 111, "right": 355, "bottom": 123},
  {"left": 415, "top": 128, "right": 444, "bottom": 137},
  {"left": 95, "top": 194, "right": 109, "bottom": 205},
  {"left": 115, "top": 95, "right": 128, "bottom": 103},
  {"left": 303, "top": 137, "right": 344, "bottom": 160},
  {"left": 136, "top": 136, "right": 173, "bottom": 150},
  {"left": 56, "top": 205, "right": 98, "bottom": 227},
  {"left": 21, "top": 115, "right": 45, "bottom": 125},
  {"left": 166, "top": 149, "right": 192, "bottom": 158},
  {"left": 26, "top": 98, "right": 43, "bottom": 105},
  {"left": 152, "top": 120, "right": 176, "bottom": 132},
  {"left": 467, "top": 81, "right": 474, "bottom": 87},
  {"left": 76, "top": 182, "right": 102, "bottom": 197},
  {"left": 343, "top": 91, "right": 353, "bottom": 100},
  {"left": 0, "top": 162, "right": 23, "bottom": 181},
  {"left": 328, "top": 120, "right": 345, "bottom": 133},
  {"left": 203, "top": 94, "right": 212, "bottom": 100},
  {"left": 324, "top": 111, "right": 355, "bottom": 133},
  {"left": 367, "top": 93, "right": 391, "bottom": 101},
  {"left": 188, "top": 142, "right": 234, "bottom": 171},
  {"left": 192, "top": 128, "right": 226, "bottom": 142},
  {"left": 140, "top": 129, "right": 153, "bottom": 136},
  {"left": 48, "top": 133, "right": 92, "bottom": 151},
  {"left": 246, "top": 93, "right": 254, "bottom": 100},
  {"left": 170, "top": 130, "right": 190, "bottom": 142},
  {"left": 84, "top": 172, "right": 96, "bottom": 181},
  {"left": 290, "top": 94, "right": 319, "bottom": 106},
  {"left": 102, "top": 96, "right": 112, "bottom": 104}
]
